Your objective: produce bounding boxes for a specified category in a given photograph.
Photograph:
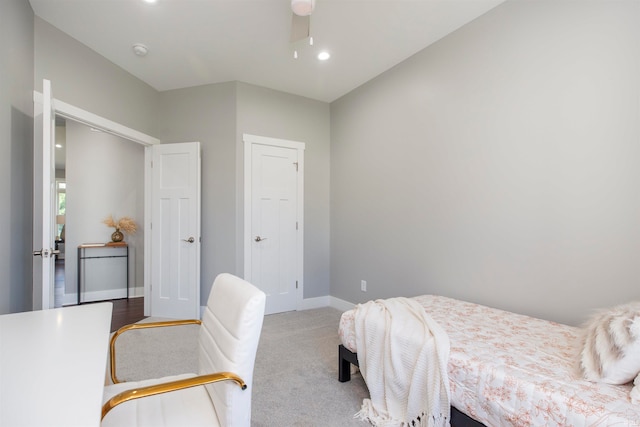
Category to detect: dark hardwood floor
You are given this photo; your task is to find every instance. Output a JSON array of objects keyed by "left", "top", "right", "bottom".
[
  {"left": 109, "top": 297, "right": 146, "bottom": 332},
  {"left": 55, "top": 259, "right": 146, "bottom": 332}
]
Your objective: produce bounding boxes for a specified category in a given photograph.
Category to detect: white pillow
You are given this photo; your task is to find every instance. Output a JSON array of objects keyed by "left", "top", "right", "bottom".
[{"left": 579, "top": 301, "right": 640, "bottom": 403}]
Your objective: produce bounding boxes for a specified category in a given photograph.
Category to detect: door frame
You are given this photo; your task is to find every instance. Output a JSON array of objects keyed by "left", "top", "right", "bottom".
[
  {"left": 243, "top": 133, "right": 305, "bottom": 311},
  {"left": 33, "top": 91, "right": 159, "bottom": 313}
]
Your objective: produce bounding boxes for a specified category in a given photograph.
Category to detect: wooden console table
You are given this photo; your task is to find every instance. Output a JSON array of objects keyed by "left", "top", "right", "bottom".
[{"left": 77, "top": 242, "right": 129, "bottom": 305}]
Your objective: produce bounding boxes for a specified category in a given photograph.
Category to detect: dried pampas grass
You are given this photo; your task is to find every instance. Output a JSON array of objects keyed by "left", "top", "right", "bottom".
[{"left": 103, "top": 215, "right": 137, "bottom": 234}]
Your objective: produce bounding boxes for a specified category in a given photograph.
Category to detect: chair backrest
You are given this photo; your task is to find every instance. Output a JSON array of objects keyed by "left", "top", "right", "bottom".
[{"left": 199, "top": 273, "right": 266, "bottom": 427}]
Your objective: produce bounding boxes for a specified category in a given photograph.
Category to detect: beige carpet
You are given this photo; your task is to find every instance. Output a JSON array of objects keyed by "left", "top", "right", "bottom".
[{"left": 109, "top": 307, "right": 370, "bottom": 426}]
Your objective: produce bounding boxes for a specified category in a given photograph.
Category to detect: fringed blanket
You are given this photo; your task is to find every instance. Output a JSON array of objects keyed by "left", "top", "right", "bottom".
[{"left": 353, "top": 297, "right": 450, "bottom": 427}]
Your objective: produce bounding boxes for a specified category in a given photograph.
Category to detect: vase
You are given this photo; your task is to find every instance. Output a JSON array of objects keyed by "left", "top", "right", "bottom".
[{"left": 111, "top": 229, "right": 124, "bottom": 243}]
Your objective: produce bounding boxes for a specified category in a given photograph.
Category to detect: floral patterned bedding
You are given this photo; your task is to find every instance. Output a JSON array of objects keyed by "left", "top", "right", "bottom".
[{"left": 339, "top": 295, "right": 640, "bottom": 426}]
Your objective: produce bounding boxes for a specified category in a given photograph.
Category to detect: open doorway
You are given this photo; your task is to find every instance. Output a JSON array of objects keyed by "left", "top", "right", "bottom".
[
  {"left": 53, "top": 116, "right": 66, "bottom": 308},
  {"left": 53, "top": 117, "right": 145, "bottom": 309},
  {"left": 34, "top": 83, "right": 162, "bottom": 315},
  {"left": 53, "top": 178, "right": 65, "bottom": 307},
  {"left": 36, "top": 84, "right": 199, "bottom": 320}
]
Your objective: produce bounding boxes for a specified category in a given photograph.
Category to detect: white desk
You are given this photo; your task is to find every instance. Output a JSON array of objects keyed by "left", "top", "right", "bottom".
[{"left": 0, "top": 303, "right": 113, "bottom": 427}]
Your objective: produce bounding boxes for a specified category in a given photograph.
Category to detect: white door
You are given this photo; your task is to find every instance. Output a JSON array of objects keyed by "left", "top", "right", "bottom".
[
  {"left": 32, "top": 79, "right": 56, "bottom": 310},
  {"left": 244, "top": 134, "right": 304, "bottom": 315},
  {"left": 34, "top": 83, "right": 160, "bottom": 311},
  {"left": 150, "top": 142, "right": 201, "bottom": 319}
]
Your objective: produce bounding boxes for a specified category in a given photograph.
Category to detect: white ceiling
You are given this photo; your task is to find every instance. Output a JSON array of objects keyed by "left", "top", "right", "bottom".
[{"left": 29, "top": 0, "right": 506, "bottom": 103}]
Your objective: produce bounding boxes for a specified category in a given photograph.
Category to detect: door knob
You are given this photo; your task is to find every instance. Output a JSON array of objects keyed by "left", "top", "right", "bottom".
[
  {"left": 32, "top": 249, "right": 47, "bottom": 257},
  {"left": 182, "top": 237, "right": 195, "bottom": 243},
  {"left": 254, "top": 236, "right": 267, "bottom": 242},
  {"left": 32, "top": 248, "right": 60, "bottom": 257}
]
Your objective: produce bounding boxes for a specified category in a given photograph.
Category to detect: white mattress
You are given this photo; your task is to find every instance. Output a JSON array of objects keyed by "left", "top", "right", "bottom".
[{"left": 339, "top": 295, "right": 640, "bottom": 426}]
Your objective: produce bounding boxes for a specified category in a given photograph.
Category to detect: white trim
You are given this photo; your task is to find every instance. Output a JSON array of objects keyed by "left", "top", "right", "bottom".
[
  {"left": 243, "top": 133, "right": 306, "bottom": 312},
  {"left": 65, "top": 289, "right": 125, "bottom": 305},
  {"left": 207, "top": 295, "right": 353, "bottom": 316},
  {"left": 243, "top": 133, "right": 306, "bottom": 151},
  {"left": 34, "top": 90, "right": 159, "bottom": 315},
  {"left": 41, "top": 80, "right": 54, "bottom": 310},
  {"left": 298, "top": 296, "right": 329, "bottom": 310},
  {"left": 33, "top": 91, "right": 160, "bottom": 146},
  {"left": 144, "top": 148, "right": 152, "bottom": 315},
  {"left": 129, "top": 286, "right": 145, "bottom": 298},
  {"left": 63, "top": 288, "right": 144, "bottom": 306},
  {"left": 329, "top": 296, "right": 357, "bottom": 312}
]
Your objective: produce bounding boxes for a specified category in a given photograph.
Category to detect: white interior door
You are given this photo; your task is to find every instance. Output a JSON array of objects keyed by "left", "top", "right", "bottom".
[
  {"left": 244, "top": 134, "right": 304, "bottom": 315},
  {"left": 150, "top": 142, "right": 201, "bottom": 319},
  {"left": 33, "top": 86, "right": 160, "bottom": 312},
  {"left": 32, "top": 79, "right": 56, "bottom": 310}
]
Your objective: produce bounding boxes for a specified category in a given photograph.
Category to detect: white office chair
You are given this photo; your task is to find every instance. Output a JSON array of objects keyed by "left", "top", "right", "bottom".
[{"left": 102, "top": 273, "right": 266, "bottom": 427}]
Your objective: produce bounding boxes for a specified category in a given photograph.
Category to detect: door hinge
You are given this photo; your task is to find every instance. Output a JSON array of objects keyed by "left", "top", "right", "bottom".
[
  {"left": 296, "top": 280, "right": 298, "bottom": 289},
  {"left": 296, "top": 221, "right": 298, "bottom": 230},
  {"left": 293, "top": 161, "right": 298, "bottom": 172}
]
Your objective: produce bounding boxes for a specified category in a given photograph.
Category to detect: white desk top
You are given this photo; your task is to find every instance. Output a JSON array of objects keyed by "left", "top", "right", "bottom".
[{"left": 0, "top": 303, "right": 113, "bottom": 427}]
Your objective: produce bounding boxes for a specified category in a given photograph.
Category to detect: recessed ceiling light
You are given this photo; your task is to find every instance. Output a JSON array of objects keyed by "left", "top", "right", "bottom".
[
  {"left": 143, "top": 0, "right": 157, "bottom": 3},
  {"left": 317, "top": 51, "right": 330, "bottom": 61},
  {"left": 55, "top": 144, "right": 62, "bottom": 148}
]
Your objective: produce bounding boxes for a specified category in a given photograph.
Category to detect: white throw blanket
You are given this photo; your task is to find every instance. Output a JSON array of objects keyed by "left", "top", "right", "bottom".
[{"left": 354, "top": 297, "right": 451, "bottom": 427}]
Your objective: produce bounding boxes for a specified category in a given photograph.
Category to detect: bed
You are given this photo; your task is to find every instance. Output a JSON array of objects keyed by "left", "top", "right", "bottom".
[{"left": 338, "top": 295, "right": 640, "bottom": 426}]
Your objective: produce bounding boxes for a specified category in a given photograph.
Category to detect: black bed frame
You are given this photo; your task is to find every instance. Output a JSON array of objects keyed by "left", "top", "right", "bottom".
[{"left": 338, "top": 344, "right": 486, "bottom": 427}]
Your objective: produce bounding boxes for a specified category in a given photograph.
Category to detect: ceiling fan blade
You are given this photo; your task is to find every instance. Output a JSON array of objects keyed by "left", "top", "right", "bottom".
[{"left": 290, "top": 14, "right": 310, "bottom": 43}]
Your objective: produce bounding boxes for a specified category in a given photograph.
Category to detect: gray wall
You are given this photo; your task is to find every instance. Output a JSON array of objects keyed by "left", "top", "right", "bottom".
[
  {"left": 236, "top": 82, "right": 331, "bottom": 299},
  {"left": 25, "top": 0, "right": 638, "bottom": 324},
  {"left": 34, "top": 18, "right": 159, "bottom": 137},
  {"left": 32, "top": 18, "right": 333, "bottom": 306},
  {"left": 158, "top": 82, "right": 331, "bottom": 302},
  {"left": 157, "top": 82, "right": 238, "bottom": 301},
  {"left": 0, "top": 0, "right": 34, "bottom": 314},
  {"left": 330, "top": 0, "right": 640, "bottom": 326},
  {"left": 65, "top": 120, "right": 144, "bottom": 300}
]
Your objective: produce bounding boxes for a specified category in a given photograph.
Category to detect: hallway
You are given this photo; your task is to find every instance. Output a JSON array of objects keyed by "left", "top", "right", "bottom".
[{"left": 55, "top": 259, "right": 145, "bottom": 332}]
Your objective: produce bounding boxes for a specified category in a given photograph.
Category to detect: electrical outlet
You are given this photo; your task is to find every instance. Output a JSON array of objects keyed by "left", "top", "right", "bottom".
[{"left": 361, "top": 280, "right": 367, "bottom": 292}]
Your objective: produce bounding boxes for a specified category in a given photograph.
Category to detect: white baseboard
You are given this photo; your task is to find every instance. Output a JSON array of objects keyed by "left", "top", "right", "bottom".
[
  {"left": 129, "top": 286, "right": 144, "bottom": 297},
  {"left": 297, "top": 295, "right": 356, "bottom": 312},
  {"left": 329, "top": 296, "right": 356, "bottom": 312},
  {"left": 298, "top": 295, "right": 330, "bottom": 310},
  {"left": 296, "top": 295, "right": 355, "bottom": 312},
  {"left": 63, "top": 287, "right": 144, "bottom": 305}
]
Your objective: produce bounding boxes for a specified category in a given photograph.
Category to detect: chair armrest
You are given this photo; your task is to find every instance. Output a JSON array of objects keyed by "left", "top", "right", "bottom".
[
  {"left": 101, "top": 371, "right": 246, "bottom": 420},
  {"left": 110, "top": 319, "right": 202, "bottom": 384}
]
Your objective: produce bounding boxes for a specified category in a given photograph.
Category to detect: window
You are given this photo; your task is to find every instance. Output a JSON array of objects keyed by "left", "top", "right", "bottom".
[{"left": 56, "top": 180, "right": 66, "bottom": 239}]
